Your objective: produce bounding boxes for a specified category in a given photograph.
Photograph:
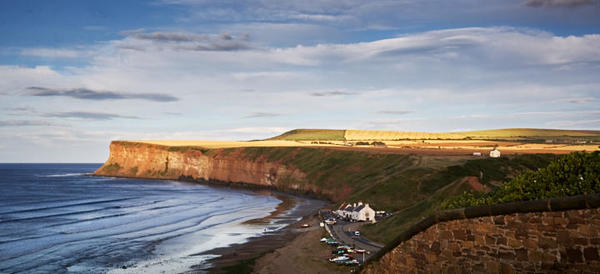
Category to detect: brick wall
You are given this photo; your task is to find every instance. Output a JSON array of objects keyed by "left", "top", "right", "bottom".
[{"left": 364, "top": 208, "right": 600, "bottom": 273}]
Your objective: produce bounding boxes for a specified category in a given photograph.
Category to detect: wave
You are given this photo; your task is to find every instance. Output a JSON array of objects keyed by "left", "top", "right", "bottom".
[
  {"left": 0, "top": 197, "right": 134, "bottom": 215},
  {"left": 43, "top": 173, "right": 86, "bottom": 177}
]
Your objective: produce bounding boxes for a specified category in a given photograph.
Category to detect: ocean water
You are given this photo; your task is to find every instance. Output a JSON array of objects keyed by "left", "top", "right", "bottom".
[{"left": 0, "top": 164, "right": 287, "bottom": 273}]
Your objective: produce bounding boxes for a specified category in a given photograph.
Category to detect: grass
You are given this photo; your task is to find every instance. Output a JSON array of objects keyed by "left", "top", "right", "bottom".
[
  {"left": 441, "top": 151, "right": 600, "bottom": 209},
  {"left": 359, "top": 153, "right": 557, "bottom": 244},
  {"left": 234, "top": 147, "right": 417, "bottom": 204},
  {"left": 460, "top": 128, "right": 600, "bottom": 138},
  {"left": 269, "top": 129, "right": 346, "bottom": 141},
  {"left": 230, "top": 147, "right": 556, "bottom": 214},
  {"left": 345, "top": 128, "right": 600, "bottom": 141}
]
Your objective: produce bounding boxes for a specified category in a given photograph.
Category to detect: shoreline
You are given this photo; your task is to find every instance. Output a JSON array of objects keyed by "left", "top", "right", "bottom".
[
  {"left": 194, "top": 191, "right": 329, "bottom": 273},
  {"left": 89, "top": 173, "right": 331, "bottom": 273}
]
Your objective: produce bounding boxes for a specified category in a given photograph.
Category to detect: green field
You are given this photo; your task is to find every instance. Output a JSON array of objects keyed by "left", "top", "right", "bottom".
[{"left": 269, "top": 129, "right": 346, "bottom": 141}]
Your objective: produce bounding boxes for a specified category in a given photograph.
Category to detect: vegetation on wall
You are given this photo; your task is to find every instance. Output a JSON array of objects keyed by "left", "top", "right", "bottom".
[{"left": 441, "top": 151, "right": 600, "bottom": 210}]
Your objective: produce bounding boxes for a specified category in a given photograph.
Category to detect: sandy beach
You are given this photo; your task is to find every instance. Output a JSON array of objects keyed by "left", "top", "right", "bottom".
[{"left": 195, "top": 191, "right": 328, "bottom": 273}]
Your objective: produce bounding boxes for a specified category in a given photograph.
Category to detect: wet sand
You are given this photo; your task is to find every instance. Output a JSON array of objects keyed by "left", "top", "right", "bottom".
[{"left": 191, "top": 191, "right": 328, "bottom": 273}]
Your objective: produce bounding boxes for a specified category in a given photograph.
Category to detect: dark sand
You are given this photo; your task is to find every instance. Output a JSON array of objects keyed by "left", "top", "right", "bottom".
[{"left": 252, "top": 214, "right": 347, "bottom": 274}]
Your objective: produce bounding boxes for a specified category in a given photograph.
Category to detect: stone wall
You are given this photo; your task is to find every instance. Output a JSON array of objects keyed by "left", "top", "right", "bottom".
[{"left": 364, "top": 208, "right": 600, "bottom": 273}]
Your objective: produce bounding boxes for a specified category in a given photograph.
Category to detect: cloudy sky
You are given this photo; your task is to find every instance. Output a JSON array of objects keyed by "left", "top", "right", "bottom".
[{"left": 1, "top": 0, "right": 599, "bottom": 162}]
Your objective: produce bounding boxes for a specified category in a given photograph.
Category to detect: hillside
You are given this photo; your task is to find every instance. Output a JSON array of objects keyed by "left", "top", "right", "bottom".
[
  {"left": 270, "top": 128, "right": 600, "bottom": 143},
  {"left": 358, "top": 153, "right": 557, "bottom": 244},
  {"left": 95, "top": 141, "right": 557, "bottom": 245},
  {"left": 441, "top": 151, "right": 600, "bottom": 210},
  {"left": 268, "top": 129, "right": 345, "bottom": 141}
]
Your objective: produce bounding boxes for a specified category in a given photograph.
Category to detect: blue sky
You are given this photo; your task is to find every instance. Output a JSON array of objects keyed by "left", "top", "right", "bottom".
[{"left": 1, "top": 0, "right": 599, "bottom": 162}]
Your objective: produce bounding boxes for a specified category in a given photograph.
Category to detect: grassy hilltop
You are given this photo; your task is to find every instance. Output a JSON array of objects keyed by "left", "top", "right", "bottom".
[{"left": 270, "top": 128, "right": 600, "bottom": 142}]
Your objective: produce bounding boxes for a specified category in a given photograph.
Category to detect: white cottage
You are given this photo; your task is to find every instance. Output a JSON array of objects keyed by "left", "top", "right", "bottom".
[
  {"left": 336, "top": 202, "right": 377, "bottom": 222},
  {"left": 490, "top": 148, "right": 501, "bottom": 158},
  {"left": 351, "top": 202, "right": 376, "bottom": 223}
]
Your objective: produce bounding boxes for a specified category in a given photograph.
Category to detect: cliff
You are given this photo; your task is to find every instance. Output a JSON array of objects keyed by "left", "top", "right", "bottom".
[
  {"left": 95, "top": 141, "right": 556, "bottom": 230},
  {"left": 94, "top": 141, "right": 310, "bottom": 194}
]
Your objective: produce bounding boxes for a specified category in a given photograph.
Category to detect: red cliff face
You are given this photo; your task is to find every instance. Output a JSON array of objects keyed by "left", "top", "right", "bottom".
[{"left": 94, "top": 142, "right": 307, "bottom": 190}]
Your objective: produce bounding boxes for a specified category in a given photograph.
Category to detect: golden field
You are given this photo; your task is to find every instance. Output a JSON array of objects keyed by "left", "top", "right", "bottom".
[{"left": 122, "top": 128, "right": 599, "bottom": 155}]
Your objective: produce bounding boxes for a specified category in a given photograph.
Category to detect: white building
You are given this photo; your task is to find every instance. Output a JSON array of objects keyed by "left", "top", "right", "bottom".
[
  {"left": 336, "top": 203, "right": 353, "bottom": 218},
  {"left": 490, "top": 148, "right": 501, "bottom": 158},
  {"left": 336, "top": 202, "right": 376, "bottom": 223},
  {"left": 352, "top": 202, "right": 376, "bottom": 223}
]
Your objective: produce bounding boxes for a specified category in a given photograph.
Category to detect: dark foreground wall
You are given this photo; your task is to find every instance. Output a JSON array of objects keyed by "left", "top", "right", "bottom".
[{"left": 364, "top": 195, "right": 600, "bottom": 273}]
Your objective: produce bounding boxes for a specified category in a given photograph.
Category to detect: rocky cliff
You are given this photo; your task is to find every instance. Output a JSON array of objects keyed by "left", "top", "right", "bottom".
[
  {"left": 95, "top": 141, "right": 555, "bottom": 213},
  {"left": 94, "top": 141, "right": 308, "bottom": 192}
]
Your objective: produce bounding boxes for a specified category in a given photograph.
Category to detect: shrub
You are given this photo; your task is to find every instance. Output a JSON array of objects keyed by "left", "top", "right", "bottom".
[{"left": 441, "top": 151, "right": 600, "bottom": 209}]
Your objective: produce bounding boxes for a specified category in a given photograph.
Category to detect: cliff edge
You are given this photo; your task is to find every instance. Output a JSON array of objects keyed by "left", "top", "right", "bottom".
[{"left": 94, "top": 141, "right": 310, "bottom": 194}]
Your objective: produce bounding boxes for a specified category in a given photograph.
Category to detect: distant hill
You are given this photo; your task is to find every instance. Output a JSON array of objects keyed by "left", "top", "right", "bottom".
[
  {"left": 269, "top": 129, "right": 346, "bottom": 141},
  {"left": 270, "top": 128, "right": 600, "bottom": 143}
]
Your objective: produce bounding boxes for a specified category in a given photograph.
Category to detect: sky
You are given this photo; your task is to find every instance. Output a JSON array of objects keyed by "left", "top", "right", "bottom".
[{"left": 1, "top": 0, "right": 599, "bottom": 162}]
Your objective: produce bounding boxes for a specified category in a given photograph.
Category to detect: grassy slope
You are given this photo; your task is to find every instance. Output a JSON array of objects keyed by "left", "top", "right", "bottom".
[
  {"left": 460, "top": 128, "right": 600, "bottom": 138},
  {"left": 269, "top": 129, "right": 346, "bottom": 141},
  {"left": 359, "top": 154, "right": 557, "bottom": 244},
  {"left": 227, "top": 147, "right": 556, "bottom": 244},
  {"left": 229, "top": 146, "right": 414, "bottom": 205}
]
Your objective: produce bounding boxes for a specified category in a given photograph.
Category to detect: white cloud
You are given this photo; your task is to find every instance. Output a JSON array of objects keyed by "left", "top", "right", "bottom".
[
  {"left": 2, "top": 26, "right": 600, "bottom": 161},
  {"left": 20, "top": 48, "right": 86, "bottom": 58}
]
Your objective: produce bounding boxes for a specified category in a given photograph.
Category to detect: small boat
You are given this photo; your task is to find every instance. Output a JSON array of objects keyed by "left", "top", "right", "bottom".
[{"left": 329, "top": 255, "right": 350, "bottom": 263}]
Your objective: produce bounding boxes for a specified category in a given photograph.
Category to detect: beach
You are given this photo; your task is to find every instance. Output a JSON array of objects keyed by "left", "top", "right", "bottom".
[{"left": 198, "top": 191, "right": 328, "bottom": 273}]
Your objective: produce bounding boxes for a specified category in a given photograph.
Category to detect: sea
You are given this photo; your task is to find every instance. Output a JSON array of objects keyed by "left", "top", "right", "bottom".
[{"left": 0, "top": 164, "right": 302, "bottom": 274}]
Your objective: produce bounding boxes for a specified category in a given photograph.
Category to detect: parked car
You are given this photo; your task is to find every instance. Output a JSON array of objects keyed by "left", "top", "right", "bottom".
[
  {"left": 301, "top": 223, "right": 309, "bottom": 228},
  {"left": 354, "top": 231, "right": 360, "bottom": 236}
]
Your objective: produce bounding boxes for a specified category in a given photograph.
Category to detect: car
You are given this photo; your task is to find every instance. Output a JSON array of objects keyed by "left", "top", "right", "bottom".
[
  {"left": 344, "top": 259, "right": 360, "bottom": 266},
  {"left": 301, "top": 223, "right": 309, "bottom": 228},
  {"left": 325, "top": 218, "right": 336, "bottom": 225},
  {"left": 355, "top": 249, "right": 366, "bottom": 253},
  {"left": 354, "top": 231, "right": 360, "bottom": 236}
]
